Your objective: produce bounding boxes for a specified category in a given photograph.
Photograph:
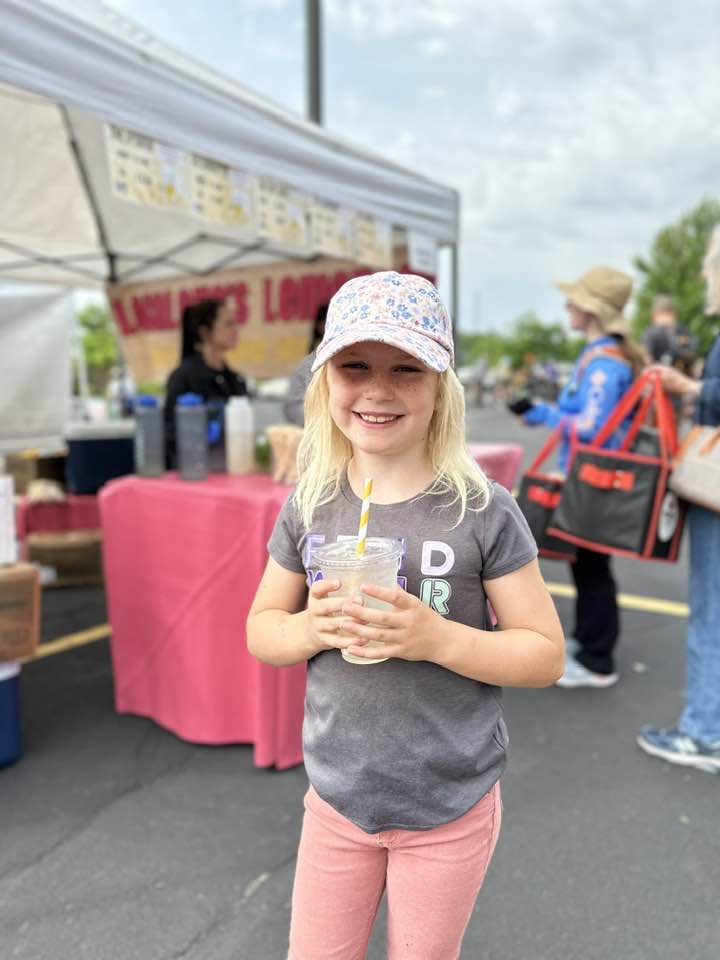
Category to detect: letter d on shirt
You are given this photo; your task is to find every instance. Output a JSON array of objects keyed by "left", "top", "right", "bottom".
[{"left": 421, "top": 541, "right": 455, "bottom": 576}]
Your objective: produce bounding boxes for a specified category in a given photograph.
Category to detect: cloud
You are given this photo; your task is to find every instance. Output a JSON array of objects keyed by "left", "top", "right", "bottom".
[
  {"left": 326, "top": 0, "right": 468, "bottom": 35},
  {"left": 420, "top": 84, "right": 446, "bottom": 99},
  {"left": 104, "top": 0, "right": 720, "bottom": 331},
  {"left": 420, "top": 38, "right": 448, "bottom": 56},
  {"left": 325, "top": 0, "right": 720, "bottom": 329}
]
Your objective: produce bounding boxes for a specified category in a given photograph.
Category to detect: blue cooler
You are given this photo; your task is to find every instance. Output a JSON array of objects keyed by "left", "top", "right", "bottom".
[
  {"left": 0, "top": 662, "right": 21, "bottom": 767},
  {"left": 65, "top": 420, "right": 135, "bottom": 494}
]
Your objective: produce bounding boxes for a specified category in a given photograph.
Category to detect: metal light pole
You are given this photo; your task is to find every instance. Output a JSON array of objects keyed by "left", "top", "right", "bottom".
[{"left": 306, "top": 0, "right": 323, "bottom": 124}]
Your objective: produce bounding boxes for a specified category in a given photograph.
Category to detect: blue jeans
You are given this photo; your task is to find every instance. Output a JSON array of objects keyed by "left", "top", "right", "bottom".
[{"left": 679, "top": 505, "right": 720, "bottom": 744}]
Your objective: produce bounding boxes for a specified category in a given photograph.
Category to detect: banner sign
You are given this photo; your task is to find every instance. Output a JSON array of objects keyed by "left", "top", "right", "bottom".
[
  {"left": 108, "top": 259, "right": 370, "bottom": 383},
  {"left": 109, "top": 251, "right": 432, "bottom": 384},
  {"left": 311, "top": 199, "right": 355, "bottom": 259},
  {"left": 353, "top": 214, "right": 392, "bottom": 268},
  {"left": 106, "top": 125, "right": 191, "bottom": 211},
  {"left": 191, "top": 157, "right": 256, "bottom": 229},
  {"left": 407, "top": 230, "right": 438, "bottom": 276},
  {"left": 105, "top": 123, "right": 394, "bottom": 260},
  {"left": 256, "top": 178, "right": 310, "bottom": 251}
]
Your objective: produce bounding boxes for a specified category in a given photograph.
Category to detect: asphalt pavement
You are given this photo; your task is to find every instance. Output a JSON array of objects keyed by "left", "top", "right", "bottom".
[{"left": 1, "top": 405, "right": 718, "bottom": 960}]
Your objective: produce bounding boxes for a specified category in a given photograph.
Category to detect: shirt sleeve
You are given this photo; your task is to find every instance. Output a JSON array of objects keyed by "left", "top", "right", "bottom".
[
  {"left": 267, "top": 493, "right": 307, "bottom": 574},
  {"left": 481, "top": 484, "right": 538, "bottom": 580},
  {"left": 230, "top": 371, "right": 248, "bottom": 397}
]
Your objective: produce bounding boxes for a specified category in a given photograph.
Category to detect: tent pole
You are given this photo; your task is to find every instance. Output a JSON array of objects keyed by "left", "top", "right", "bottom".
[
  {"left": 60, "top": 107, "right": 117, "bottom": 283},
  {"left": 449, "top": 189, "right": 460, "bottom": 362},
  {"left": 306, "top": 0, "right": 323, "bottom": 124},
  {"left": 449, "top": 239, "right": 460, "bottom": 365}
]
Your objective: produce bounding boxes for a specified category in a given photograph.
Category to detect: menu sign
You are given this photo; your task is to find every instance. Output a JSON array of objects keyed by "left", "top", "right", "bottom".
[{"left": 257, "top": 178, "right": 309, "bottom": 250}]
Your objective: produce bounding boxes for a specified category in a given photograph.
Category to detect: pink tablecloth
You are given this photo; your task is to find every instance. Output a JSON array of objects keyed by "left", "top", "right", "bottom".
[
  {"left": 15, "top": 494, "right": 101, "bottom": 539},
  {"left": 467, "top": 442, "right": 524, "bottom": 492},
  {"left": 99, "top": 473, "right": 304, "bottom": 769}
]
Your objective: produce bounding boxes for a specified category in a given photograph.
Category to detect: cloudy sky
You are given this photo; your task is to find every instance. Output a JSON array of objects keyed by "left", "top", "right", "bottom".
[{"left": 105, "top": 0, "right": 720, "bottom": 332}]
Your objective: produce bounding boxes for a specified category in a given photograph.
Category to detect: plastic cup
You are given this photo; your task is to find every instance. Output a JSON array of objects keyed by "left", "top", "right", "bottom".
[{"left": 312, "top": 537, "right": 402, "bottom": 665}]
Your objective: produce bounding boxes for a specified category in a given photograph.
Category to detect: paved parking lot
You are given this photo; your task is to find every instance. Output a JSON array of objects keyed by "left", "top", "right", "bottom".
[{"left": 2, "top": 410, "right": 718, "bottom": 959}]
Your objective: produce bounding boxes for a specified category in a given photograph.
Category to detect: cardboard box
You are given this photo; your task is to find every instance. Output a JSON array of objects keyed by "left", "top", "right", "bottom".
[
  {"left": 0, "top": 564, "right": 40, "bottom": 661},
  {"left": 5, "top": 452, "right": 67, "bottom": 495},
  {"left": 26, "top": 529, "right": 103, "bottom": 587}
]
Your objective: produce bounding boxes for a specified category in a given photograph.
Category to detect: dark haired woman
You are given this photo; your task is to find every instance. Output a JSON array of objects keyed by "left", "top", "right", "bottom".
[{"left": 164, "top": 298, "right": 247, "bottom": 467}]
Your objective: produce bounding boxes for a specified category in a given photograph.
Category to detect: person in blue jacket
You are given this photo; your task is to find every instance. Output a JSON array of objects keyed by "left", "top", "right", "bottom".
[
  {"left": 637, "top": 326, "right": 720, "bottom": 772},
  {"left": 519, "top": 267, "right": 644, "bottom": 688}
]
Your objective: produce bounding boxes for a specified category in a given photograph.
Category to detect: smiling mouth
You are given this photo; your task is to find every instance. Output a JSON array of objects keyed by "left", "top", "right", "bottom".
[{"left": 354, "top": 412, "right": 402, "bottom": 424}]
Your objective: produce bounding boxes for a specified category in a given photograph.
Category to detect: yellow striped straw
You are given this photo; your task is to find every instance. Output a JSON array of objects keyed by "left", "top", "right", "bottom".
[{"left": 356, "top": 477, "right": 373, "bottom": 555}]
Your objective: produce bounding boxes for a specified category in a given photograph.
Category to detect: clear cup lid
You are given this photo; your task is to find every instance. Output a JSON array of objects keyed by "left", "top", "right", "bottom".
[{"left": 311, "top": 537, "right": 402, "bottom": 568}]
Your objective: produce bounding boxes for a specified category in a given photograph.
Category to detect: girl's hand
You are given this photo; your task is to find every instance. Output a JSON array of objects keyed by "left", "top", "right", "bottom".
[
  {"left": 338, "top": 584, "right": 447, "bottom": 662},
  {"left": 306, "top": 578, "right": 359, "bottom": 654}
]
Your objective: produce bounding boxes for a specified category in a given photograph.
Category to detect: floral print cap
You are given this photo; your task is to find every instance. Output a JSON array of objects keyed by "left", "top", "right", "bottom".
[{"left": 311, "top": 271, "right": 454, "bottom": 373}]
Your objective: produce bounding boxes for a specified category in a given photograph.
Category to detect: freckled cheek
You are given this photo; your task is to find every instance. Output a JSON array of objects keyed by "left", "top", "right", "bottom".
[
  {"left": 406, "top": 383, "right": 437, "bottom": 414},
  {"left": 328, "top": 382, "right": 357, "bottom": 413},
  {"left": 328, "top": 386, "right": 358, "bottom": 429}
]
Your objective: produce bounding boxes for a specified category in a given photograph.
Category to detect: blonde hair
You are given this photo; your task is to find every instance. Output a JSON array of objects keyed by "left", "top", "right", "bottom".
[
  {"left": 610, "top": 334, "right": 646, "bottom": 379},
  {"left": 293, "top": 364, "right": 492, "bottom": 529}
]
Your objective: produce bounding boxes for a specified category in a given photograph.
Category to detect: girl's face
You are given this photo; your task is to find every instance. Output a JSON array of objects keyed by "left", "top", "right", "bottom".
[
  {"left": 206, "top": 301, "right": 238, "bottom": 352},
  {"left": 565, "top": 300, "right": 592, "bottom": 333},
  {"left": 326, "top": 341, "right": 439, "bottom": 459}
]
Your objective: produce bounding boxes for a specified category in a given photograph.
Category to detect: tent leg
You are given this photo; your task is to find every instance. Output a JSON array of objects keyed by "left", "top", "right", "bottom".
[
  {"left": 449, "top": 241, "right": 459, "bottom": 329},
  {"left": 444, "top": 240, "right": 460, "bottom": 364}
]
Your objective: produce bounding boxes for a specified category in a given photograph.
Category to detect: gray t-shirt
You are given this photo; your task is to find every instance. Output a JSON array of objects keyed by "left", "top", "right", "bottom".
[{"left": 268, "top": 476, "right": 537, "bottom": 834}]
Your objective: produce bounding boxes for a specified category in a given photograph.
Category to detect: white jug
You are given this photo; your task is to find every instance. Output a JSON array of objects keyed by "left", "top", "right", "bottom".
[{"left": 225, "top": 396, "right": 255, "bottom": 475}]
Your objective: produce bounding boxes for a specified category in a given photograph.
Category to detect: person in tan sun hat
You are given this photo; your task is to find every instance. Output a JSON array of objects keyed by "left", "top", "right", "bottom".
[
  {"left": 554, "top": 266, "right": 633, "bottom": 337},
  {"left": 516, "top": 264, "right": 644, "bottom": 690}
]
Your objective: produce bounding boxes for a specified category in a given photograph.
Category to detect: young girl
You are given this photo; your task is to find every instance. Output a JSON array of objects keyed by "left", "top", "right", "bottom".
[{"left": 247, "top": 271, "right": 564, "bottom": 959}]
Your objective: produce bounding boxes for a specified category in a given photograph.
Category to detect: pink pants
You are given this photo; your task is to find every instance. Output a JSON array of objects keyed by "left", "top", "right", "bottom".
[{"left": 288, "top": 782, "right": 502, "bottom": 960}]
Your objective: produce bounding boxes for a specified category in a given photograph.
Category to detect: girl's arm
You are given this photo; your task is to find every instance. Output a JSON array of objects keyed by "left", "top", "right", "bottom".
[
  {"left": 339, "top": 559, "right": 564, "bottom": 687},
  {"left": 447, "top": 560, "right": 564, "bottom": 686},
  {"left": 524, "top": 361, "right": 628, "bottom": 443},
  {"left": 246, "top": 557, "right": 353, "bottom": 666}
]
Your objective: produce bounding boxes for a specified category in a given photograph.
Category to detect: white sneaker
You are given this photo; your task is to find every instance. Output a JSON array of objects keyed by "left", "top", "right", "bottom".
[
  {"left": 565, "top": 636, "right": 579, "bottom": 657},
  {"left": 556, "top": 654, "right": 619, "bottom": 689}
]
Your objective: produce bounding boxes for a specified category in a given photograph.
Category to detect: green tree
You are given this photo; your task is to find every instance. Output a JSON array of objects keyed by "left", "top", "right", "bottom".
[
  {"left": 457, "top": 331, "right": 507, "bottom": 367},
  {"left": 504, "top": 312, "right": 581, "bottom": 369},
  {"left": 459, "top": 313, "right": 583, "bottom": 372},
  {"left": 632, "top": 197, "right": 720, "bottom": 353},
  {"left": 77, "top": 304, "right": 119, "bottom": 394}
]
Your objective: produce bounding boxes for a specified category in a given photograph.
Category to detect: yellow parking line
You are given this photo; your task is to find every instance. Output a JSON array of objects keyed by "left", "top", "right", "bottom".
[
  {"left": 22, "top": 624, "right": 111, "bottom": 663},
  {"left": 545, "top": 582, "right": 689, "bottom": 618}
]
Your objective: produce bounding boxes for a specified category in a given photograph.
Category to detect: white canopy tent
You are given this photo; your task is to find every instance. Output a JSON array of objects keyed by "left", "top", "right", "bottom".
[
  {"left": 0, "top": 284, "right": 75, "bottom": 455},
  {"left": 0, "top": 0, "right": 460, "bottom": 452},
  {"left": 0, "top": 0, "right": 460, "bottom": 289}
]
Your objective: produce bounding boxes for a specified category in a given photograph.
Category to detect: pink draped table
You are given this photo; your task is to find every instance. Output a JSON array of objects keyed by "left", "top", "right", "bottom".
[
  {"left": 100, "top": 473, "right": 303, "bottom": 769},
  {"left": 15, "top": 494, "right": 101, "bottom": 539},
  {"left": 99, "top": 444, "right": 523, "bottom": 770},
  {"left": 467, "top": 442, "right": 523, "bottom": 492}
]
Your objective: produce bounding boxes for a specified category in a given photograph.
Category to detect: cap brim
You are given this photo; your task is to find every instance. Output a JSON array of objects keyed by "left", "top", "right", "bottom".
[{"left": 311, "top": 323, "right": 451, "bottom": 373}]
